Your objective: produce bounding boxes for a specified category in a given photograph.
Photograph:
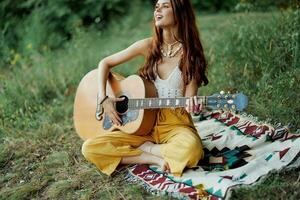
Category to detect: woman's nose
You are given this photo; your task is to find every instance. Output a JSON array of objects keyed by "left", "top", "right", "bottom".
[{"left": 155, "top": 5, "right": 162, "bottom": 12}]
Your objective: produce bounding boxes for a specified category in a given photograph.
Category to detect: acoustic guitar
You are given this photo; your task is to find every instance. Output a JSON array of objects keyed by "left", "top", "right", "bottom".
[{"left": 73, "top": 69, "right": 248, "bottom": 140}]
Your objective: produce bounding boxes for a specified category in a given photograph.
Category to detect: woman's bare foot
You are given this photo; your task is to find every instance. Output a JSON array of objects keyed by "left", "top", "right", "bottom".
[
  {"left": 137, "top": 142, "right": 169, "bottom": 173},
  {"left": 121, "top": 152, "right": 170, "bottom": 173},
  {"left": 138, "top": 141, "right": 162, "bottom": 158},
  {"left": 157, "top": 157, "right": 170, "bottom": 173},
  {"left": 138, "top": 141, "right": 155, "bottom": 154}
]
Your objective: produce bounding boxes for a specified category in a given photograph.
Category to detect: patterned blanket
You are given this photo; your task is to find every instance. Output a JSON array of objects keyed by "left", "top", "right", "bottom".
[{"left": 124, "top": 111, "right": 300, "bottom": 200}]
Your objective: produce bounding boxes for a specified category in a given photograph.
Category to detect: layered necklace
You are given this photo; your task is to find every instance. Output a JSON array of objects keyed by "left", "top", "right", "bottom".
[{"left": 160, "top": 40, "right": 183, "bottom": 58}]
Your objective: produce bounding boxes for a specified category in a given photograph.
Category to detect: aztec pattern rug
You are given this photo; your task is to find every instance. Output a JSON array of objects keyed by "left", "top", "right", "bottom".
[{"left": 124, "top": 111, "right": 300, "bottom": 200}]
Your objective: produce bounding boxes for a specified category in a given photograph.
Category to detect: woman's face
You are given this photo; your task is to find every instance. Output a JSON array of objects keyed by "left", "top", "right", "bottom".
[{"left": 154, "top": 0, "right": 176, "bottom": 28}]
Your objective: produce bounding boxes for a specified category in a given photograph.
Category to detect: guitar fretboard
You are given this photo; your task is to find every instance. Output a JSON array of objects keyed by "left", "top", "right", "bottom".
[{"left": 128, "top": 96, "right": 207, "bottom": 110}]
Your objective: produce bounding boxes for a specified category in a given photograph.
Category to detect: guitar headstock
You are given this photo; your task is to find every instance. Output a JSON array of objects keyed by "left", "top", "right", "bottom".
[{"left": 207, "top": 91, "right": 248, "bottom": 111}]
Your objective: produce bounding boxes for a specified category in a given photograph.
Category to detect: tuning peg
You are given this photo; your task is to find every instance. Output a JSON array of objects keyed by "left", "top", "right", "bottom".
[
  {"left": 231, "top": 105, "right": 236, "bottom": 110},
  {"left": 220, "top": 91, "right": 225, "bottom": 95}
]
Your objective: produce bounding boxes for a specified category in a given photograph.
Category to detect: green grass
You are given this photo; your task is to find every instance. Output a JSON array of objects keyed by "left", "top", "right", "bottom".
[{"left": 0, "top": 8, "right": 299, "bottom": 200}]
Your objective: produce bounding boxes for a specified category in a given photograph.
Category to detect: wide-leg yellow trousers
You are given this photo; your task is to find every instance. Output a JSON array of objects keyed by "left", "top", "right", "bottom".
[{"left": 81, "top": 108, "right": 204, "bottom": 177}]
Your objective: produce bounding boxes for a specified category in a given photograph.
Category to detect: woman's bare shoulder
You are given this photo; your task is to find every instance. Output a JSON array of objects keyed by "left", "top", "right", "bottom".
[{"left": 133, "top": 37, "right": 153, "bottom": 57}]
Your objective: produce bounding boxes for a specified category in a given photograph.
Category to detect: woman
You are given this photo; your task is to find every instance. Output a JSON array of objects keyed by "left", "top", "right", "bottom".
[{"left": 82, "top": 0, "right": 209, "bottom": 177}]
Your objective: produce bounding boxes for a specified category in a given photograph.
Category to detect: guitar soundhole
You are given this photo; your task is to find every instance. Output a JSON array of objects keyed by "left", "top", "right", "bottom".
[{"left": 116, "top": 95, "right": 128, "bottom": 114}]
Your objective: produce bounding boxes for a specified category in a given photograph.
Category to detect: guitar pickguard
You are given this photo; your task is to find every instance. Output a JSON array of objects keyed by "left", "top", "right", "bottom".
[{"left": 102, "top": 110, "right": 139, "bottom": 130}]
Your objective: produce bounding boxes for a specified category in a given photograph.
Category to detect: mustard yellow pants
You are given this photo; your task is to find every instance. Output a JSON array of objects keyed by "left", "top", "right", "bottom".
[{"left": 81, "top": 108, "right": 204, "bottom": 177}]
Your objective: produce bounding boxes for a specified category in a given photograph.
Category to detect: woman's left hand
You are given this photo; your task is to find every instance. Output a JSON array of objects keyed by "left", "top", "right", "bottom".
[{"left": 185, "top": 96, "right": 203, "bottom": 114}]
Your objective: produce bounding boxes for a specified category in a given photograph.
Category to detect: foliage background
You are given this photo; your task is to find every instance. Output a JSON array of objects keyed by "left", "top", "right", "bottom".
[{"left": 0, "top": 0, "right": 299, "bottom": 199}]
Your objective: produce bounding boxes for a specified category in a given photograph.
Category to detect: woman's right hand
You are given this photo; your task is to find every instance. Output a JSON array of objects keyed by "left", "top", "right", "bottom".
[{"left": 102, "top": 96, "right": 125, "bottom": 126}]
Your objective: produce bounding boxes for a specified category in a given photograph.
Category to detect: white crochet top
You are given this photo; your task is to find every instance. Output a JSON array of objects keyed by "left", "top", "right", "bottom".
[{"left": 153, "top": 64, "right": 184, "bottom": 98}]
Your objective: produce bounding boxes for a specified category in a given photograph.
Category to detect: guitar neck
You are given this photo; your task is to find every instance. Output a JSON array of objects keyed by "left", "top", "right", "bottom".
[{"left": 128, "top": 96, "right": 207, "bottom": 110}]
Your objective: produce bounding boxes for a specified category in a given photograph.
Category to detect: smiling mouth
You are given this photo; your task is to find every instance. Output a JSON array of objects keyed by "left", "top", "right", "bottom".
[{"left": 156, "top": 15, "right": 163, "bottom": 20}]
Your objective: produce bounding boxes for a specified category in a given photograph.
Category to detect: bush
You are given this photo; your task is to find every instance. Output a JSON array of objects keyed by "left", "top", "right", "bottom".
[
  {"left": 0, "top": 0, "right": 134, "bottom": 69},
  {"left": 1, "top": 0, "right": 297, "bottom": 70},
  {"left": 191, "top": 0, "right": 239, "bottom": 12},
  {"left": 249, "top": 0, "right": 297, "bottom": 10}
]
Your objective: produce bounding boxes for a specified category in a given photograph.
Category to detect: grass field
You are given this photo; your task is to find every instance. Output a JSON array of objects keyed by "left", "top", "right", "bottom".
[{"left": 0, "top": 9, "right": 299, "bottom": 200}]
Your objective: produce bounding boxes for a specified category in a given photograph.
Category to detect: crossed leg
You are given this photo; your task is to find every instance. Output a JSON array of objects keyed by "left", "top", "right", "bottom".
[
  {"left": 138, "top": 127, "right": 204, "bottom": 176},
  {"left": 81, "top": 127, "right": 202, "bottom": 176},
  {"left": 121, "top": 141, "right": 170, "bottom": 172}
]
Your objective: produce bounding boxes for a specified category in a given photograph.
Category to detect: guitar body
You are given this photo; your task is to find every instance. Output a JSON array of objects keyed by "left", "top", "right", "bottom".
[
  {"left": 73, "top": 69, "right": 158, "bottom": 140},
  {"left": 74, "top": 69, "right": 249, "bottom": 140}
]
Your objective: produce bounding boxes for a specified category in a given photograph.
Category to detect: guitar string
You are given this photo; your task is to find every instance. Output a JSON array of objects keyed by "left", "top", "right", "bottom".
[{"left": 127, "top": 96, "right": 206, "bottom": 109}]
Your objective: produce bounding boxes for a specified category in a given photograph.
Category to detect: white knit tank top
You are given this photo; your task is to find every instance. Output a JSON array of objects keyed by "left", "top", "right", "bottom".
[{"left": 153, "top": 64, "right": 184, "bottom": 98}]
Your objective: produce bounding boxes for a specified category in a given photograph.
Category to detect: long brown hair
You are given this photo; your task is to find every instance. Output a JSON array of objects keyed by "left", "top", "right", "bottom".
[{"left": 138, "top": 0, "right": 209, "bottom": 87}]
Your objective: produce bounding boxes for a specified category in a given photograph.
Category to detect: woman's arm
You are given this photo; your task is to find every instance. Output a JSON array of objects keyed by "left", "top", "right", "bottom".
[
  {"left": 98, "top": 37, "right": 152, "bottom": 98},
  {"left": 97, "top": 37, "right": 152, "bottom": 126},
  {"left": 184, "top": 79, "right": 202, "bottom": 114}
]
